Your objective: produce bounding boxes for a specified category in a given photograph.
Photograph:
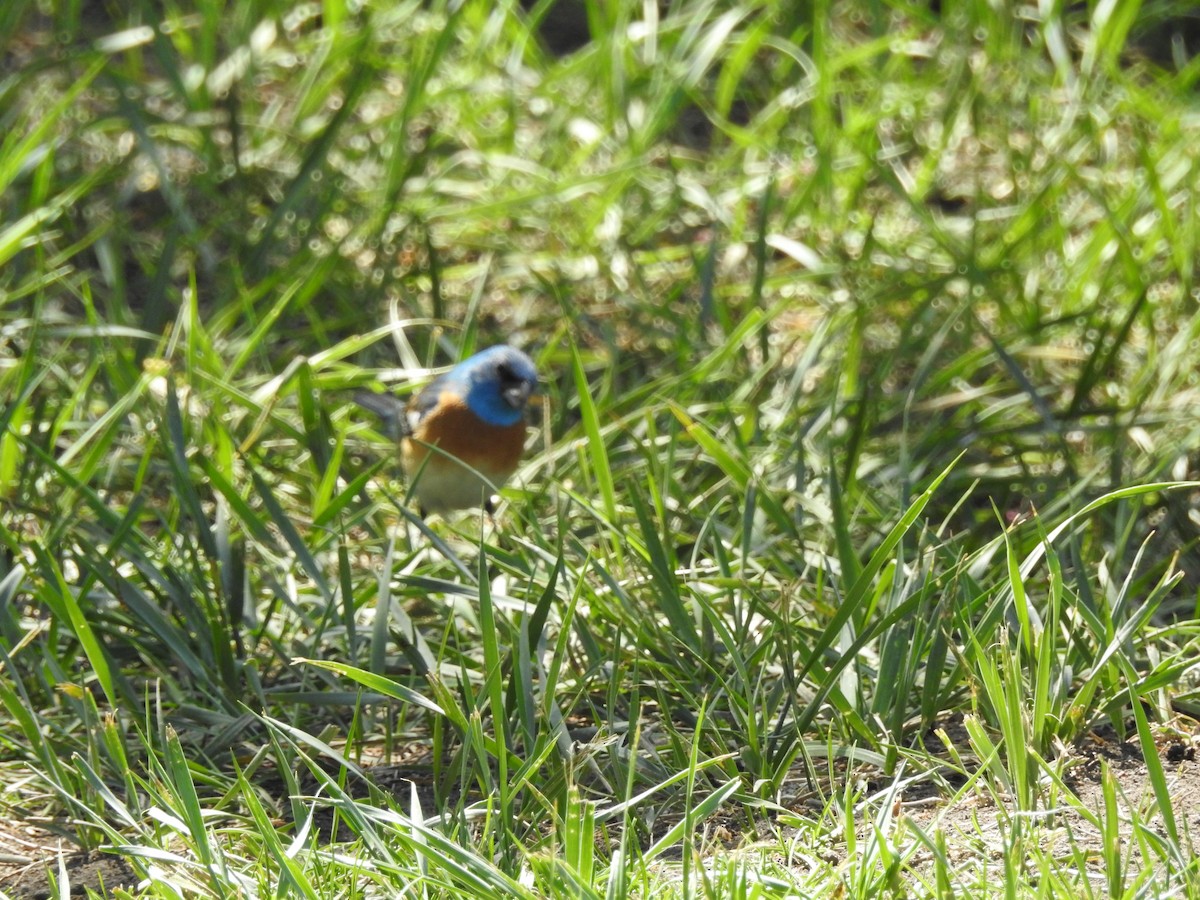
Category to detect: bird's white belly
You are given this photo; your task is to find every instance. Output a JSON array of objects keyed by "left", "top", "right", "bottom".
[{"left": 408, "top": 456, "right": 508, "bottom": 514}]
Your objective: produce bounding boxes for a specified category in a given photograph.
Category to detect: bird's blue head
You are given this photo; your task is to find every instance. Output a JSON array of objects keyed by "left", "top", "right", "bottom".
[{"left": 452, "top": 345, "right": 540, "bottom": 427}]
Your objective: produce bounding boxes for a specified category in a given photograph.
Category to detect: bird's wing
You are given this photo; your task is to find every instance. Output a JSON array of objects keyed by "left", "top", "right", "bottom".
[
  {"left": 353, "top": 390, "right": 412, "bottom": 440},
  {"left": 408, "top": 373, "right": 449, "bottom": 422}
]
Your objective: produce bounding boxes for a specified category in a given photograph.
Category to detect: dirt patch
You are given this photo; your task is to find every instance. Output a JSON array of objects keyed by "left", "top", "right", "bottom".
[
  {"left": 898, "top": 721, "right": 1200, "bottom": 884},
  {"left": 0, "top": 819, "right": 137, "bottom": 900},
  {"left": 0, "top": 748, "right": 443, "bottom": 899},
  {"left": 1063, "top": 725, "right": 1200, "bottom": 836}
]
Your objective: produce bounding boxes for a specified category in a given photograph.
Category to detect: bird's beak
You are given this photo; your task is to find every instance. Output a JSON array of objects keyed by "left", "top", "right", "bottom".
[{"left": 503, "top": 381, "right": 533, "bottom": 409}]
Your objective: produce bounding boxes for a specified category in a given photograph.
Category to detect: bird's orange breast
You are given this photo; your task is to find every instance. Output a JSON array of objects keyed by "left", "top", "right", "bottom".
[{"left": 399, "top": 391, "right": 528, "bottom": 511}]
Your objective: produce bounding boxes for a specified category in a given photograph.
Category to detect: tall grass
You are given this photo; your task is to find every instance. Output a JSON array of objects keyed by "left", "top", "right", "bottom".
[{"left": 3, "top": 0, "right": 1200, "bottom": 896}]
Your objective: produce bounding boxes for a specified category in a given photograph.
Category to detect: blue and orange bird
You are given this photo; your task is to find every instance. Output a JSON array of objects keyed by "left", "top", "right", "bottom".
[{"left": 354, "top": 346, "right": 540, "bottom": 516}]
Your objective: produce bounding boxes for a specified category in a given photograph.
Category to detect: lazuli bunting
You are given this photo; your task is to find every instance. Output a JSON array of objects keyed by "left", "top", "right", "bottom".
[{"left": 355, "top": 345, "right": 540, "bottom": 516}]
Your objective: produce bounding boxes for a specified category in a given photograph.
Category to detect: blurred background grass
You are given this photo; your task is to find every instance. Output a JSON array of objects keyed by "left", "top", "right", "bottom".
[{"left": 3, "top": 0, "right": 1200, "bottom": 896}]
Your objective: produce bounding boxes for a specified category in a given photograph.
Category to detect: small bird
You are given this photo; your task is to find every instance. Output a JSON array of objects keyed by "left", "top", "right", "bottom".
[{"left": 354, "top": 345, "right": 540, "bottom": 516}]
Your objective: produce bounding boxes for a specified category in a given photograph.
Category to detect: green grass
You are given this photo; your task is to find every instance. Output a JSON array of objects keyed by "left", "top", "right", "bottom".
[{"left": 4, "top": 0, "right": 1200, "bottom": 896}]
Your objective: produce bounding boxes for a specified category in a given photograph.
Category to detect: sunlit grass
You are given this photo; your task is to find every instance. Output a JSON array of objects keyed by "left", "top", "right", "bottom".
[{"left": 3, "top": 0, "right": 1200, "bottom": 896}]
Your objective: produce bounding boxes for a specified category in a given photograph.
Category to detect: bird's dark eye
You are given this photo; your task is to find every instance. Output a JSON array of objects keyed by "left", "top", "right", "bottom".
[{"left": 497, "top": 363, "right": 515, "bottom": 383}]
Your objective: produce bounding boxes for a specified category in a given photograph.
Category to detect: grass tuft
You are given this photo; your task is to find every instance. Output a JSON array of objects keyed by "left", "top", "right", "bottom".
[{"left": 5, "top": 0, "right": 1200, "bottom": 896}]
